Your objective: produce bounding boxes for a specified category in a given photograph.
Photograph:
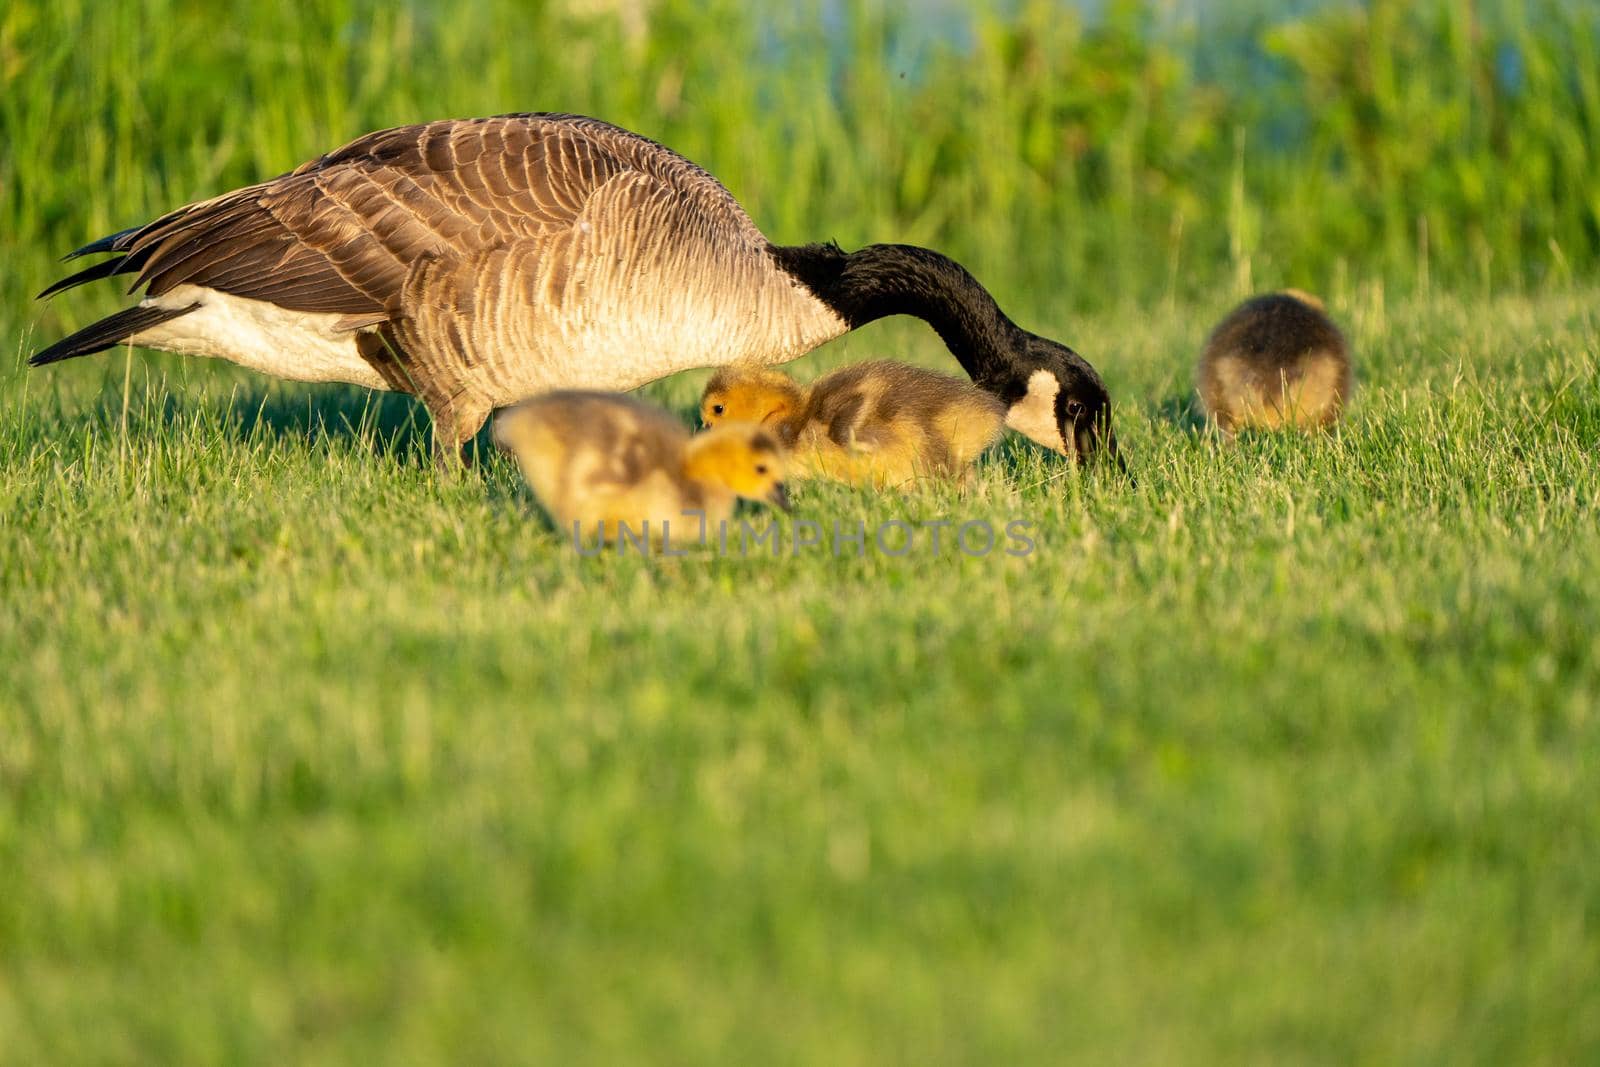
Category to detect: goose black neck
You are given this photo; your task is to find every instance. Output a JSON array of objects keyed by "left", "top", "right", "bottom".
[{"left": 769, "top": 243, "right": 1025, "bottom": 388}]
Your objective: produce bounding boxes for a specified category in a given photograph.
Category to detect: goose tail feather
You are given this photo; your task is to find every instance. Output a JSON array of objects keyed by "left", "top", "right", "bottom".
[{"left": 29, "top": 303, "right": 198, "bottom": 367}]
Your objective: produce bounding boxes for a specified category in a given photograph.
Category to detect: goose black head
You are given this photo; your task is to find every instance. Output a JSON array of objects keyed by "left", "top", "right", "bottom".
[
  {"left": 766, "top": 241, "right": 1129, "bottom": 478},
  {"left": 1001, "top": 332, "right": 1123, "bottom": 472}
]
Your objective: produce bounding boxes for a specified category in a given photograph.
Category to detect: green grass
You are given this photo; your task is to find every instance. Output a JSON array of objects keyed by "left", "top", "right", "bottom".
[
  {"left": 6, "top": 0, "right": 1600, "bottom": 1061},
  {"left": 3, "top": 288, "right": 1599, "bottom": 1064}
]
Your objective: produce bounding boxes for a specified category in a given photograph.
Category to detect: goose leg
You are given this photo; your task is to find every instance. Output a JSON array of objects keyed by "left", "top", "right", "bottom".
[
  {"left": 362, "top": 325, "right": 491, "bottom": 471},
  {"left": 418, "top": 384, "right": 493, "bottom": 470},
  {"left": 385, "top": 254, "right": 517, "bottom": 472}
]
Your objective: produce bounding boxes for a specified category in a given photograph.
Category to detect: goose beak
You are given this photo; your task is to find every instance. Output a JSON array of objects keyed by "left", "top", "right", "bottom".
[
  {"left": 1107, "top": 431, "right": 1134, "bottom": 486},
  {"left": 767, "top": 482, "right": 792, "bottom": 512},
  {"left": 1072, "top": 420, "right": 1136, "bottom": 486}
]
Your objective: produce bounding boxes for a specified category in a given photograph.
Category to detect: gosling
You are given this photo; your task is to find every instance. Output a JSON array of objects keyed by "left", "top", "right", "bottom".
[
  {"left": 1197, "top": 290, "right": 1352, "bottom": 433},
  {"left": 494, "top": 390, "right": 789, "bottom": 547},
  {"left": 699, "top": 360, "right": 1005, "bottom": 488}
]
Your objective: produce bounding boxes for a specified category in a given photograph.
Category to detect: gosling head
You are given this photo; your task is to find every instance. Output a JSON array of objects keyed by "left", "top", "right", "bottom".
[
  {"left": 682, "top": 423, "right": 791, "bottom": 511},
  {"left": 700, "top": 367, "right": 805, "bottom": 430},
  {"left": 1001, "top": 333, "right": 1125, "bottom": 476}
]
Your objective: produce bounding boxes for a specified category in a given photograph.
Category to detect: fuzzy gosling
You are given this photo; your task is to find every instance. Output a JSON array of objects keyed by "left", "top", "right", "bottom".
[
  {"left": 494, "top": 391, "right": 788, "bottom": 546},
  {"left": 700, "top": 360, "right": 1005, "bottom": 488},
  {"left": 1197, "top": 290, "right": 1352, "bottom": 433}
]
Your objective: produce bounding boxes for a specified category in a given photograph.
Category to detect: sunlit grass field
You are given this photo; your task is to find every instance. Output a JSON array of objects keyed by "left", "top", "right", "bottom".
[
  {"left": 5, "top": 291, "right": 1598, "bottom": 1063},
  {"left": 4, "top": 0, "right": 1600, "bottom": 1063}
]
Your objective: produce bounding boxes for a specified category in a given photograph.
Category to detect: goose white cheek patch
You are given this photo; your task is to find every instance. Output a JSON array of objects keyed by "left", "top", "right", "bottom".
[{"left": 1004, "top": 369, "right": 1069, "bottom": 455}]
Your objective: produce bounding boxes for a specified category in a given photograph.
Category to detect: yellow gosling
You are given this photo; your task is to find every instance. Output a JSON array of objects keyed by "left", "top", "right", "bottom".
[
  {"left": 700, "top": 360, "right": 1004, "bottom": 488},
  {"left": 495, "top": 390, "right": 787, "bottom": 548}
]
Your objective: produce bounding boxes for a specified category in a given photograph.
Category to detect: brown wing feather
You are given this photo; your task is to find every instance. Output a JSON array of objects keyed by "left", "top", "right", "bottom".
[
  {"left": 78, "top": 113, "right": 761, "bottom": 317},
  {"left": 388, "top": 169, "right": 730, "bottom": 412}
]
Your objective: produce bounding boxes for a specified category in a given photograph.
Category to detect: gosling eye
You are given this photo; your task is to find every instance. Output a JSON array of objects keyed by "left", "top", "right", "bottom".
[
  {"left": 711, "top": 404, "right": 724, "bottom": 416},
  {"left": 754, "top": 463, "right": 769, "bottom": 475}
]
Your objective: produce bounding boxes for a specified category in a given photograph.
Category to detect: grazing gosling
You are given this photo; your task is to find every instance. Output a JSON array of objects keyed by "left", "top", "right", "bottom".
[
  {"left": 1197, "top": 290, "right": 1352, "bottom": 433},
  {"left": 494, "top": 390, "right": 789, "bottom": 547},
  {"left": 699, "top": 360, "right": 1005, "bottom": 488}
]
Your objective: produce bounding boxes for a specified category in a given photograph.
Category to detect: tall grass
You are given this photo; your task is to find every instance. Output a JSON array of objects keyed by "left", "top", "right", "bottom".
[{"left": 4, "top": 0, "right": 1599, "bottom": 372}]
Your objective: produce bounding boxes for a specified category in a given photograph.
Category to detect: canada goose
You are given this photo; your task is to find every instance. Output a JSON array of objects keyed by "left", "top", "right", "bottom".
[
  {"left": 33, "top": 113, "right": 1118, "bottom": 467},
  {"left": 493, "top": 390, "right": 788, "bottom": 546},
  {"left": 1197, "top": 290, "right": 1352, "bottom": 433},
  {"left": 700, "top": 360, "right": 1004, "bottom": 487}
]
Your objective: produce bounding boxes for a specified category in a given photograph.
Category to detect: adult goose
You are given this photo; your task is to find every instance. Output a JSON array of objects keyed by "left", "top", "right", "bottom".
[{"left": 34, "top": 112, "right": 1119, "bottom": 466}]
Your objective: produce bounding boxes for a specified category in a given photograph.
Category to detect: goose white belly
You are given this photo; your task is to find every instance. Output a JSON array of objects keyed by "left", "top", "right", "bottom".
[
  {"left": 479, "top": 277, "right": 849, "bottom": 402},
  {"left": 131, "top": 285, "right": 390, "bottom": 390},
  {"left": 130, "top": 276, "right": 847, "bottom": 403}
]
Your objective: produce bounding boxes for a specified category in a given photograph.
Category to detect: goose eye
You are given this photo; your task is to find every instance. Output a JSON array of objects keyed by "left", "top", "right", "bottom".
[
  {"left": 1065, "top": 399, "right": 1085, "bottom": 418},
  {"left": 711, "top": 404, "right": 724, "bottom": 416}
]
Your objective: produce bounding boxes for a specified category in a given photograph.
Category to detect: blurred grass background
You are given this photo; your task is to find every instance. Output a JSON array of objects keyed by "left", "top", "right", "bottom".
[{"left": 4, "top": 0, "right": 1600, "bottom": 361}]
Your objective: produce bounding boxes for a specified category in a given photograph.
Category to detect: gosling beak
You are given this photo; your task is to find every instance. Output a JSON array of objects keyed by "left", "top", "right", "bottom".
[{"left": 767, "top": 482, "right": 792, "bottom": 512}]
